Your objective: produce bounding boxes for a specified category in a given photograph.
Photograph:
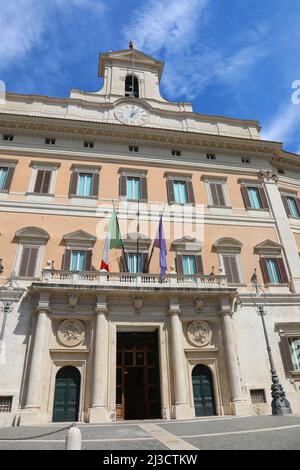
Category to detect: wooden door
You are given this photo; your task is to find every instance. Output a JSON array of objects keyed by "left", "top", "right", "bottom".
[
  {"left": 52, "top": 366, "right": 81, "bottom": 422},
  {"left": 192, "top": 364, "right": 216, "bottom": 417}
]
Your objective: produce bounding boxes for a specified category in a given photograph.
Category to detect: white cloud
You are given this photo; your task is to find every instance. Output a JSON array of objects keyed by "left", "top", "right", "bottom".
[
  {"left": 261, "top": 103, "right": 300, "bottom": 143},
  {"left": 124, "top": 0, "right": 268, "bottom": 100},
  {"left": 0, "top": 0, "right": 105, "bottom": 71}
]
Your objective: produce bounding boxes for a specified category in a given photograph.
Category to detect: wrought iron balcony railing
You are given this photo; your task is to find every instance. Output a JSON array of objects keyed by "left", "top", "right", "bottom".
[{"left": 39, "top": 269, "right": 228, "bottom": 289}]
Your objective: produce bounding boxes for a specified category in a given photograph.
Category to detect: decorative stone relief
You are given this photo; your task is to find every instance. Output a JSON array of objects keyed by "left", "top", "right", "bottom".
[
  {"left": 187, "top": 321, "right": 212, "bottom": 347},
  {"left": 57, "top": 319, "right": 85, "bottom": 347}
]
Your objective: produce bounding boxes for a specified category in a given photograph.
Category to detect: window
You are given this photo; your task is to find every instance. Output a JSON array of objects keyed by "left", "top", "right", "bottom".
[
  {"left": 127, "top": 176, "right": 141, "bottom": 200},
  {"left": 45, "top": 138, "right": 56, "bottom": 145},
  {"left": 209, "top": 183, "right": 227, "bottom": 207},
  {"left": 0, "top": 167, "right": 8, "bottom": 191},
  {"left": 63, "top": 248, "right": 92, "bottom": 271},
  {"left": 71, "top": 250, "right": 87, "bottom": 271},
  {"left": 166, "top": 176, "right": 195, "bottom": 205},
  {"left": 222, "top": 255, "right": 241, "bottom": 284},
  {"left": 129, "top": 146, "right": 139, "bottom": 152},
  {"left": 2, "top": 134, "right": 13, "bottom": 141},
  {"left": 241, "top": 186, "right": 269, "bottom": 210},
  {"left": 277, "top": 168, "right": 285, "bottom": 175},
  {"left": 282, "top": 195, "right": 300, "bottom": 218},
  {"left": 119, "top": 172, "right": 148, "bottom": 201},
  {"left": 84, "top": 141, "right": 94, "bottom": 148},
  {"left": 77, "top": 173, "right": 93, "bottom": 197},
  {"left": 125, "top": 75, "right": 139, "bottom": 98},
  {"left": 176, "top": 254, "right": 203, "bottom": 275},
  {"left": 0, "top": 396, "right": 12, "bottom": 413},
  {"left": 172, "top": 150, "right": 182, "bottom": 157},
  {"left": 69, "top": 168, "right": 100, "bottom": 198},
  {"left": 128, "top": 253, "right": 142, "bottom": 273},
  {"left": 288, "top": 337, "right": 300, "bottom": 370},
  {"left": 260, "top": 257, "right": 288, "bottom": 284},
  {"left": 18, "top": 246, "right": 39, "bottom": 278},
  {"left": 183, "top": 255, "right": 196, "bottom": 275},
  {"left": 250, "top": 390, "right": 266, "bottom": 404},
  {"left": 241, "top": 158, "right": 251, "bottom": 164},
  {"left": 173, "top": 180, "right": 188, "bottom": 204},
  {"left": 33, "top": 169, "right": 52, "bottom": 194},
  {"left": 207, "top": 154, "right": 216, "bottom": 160}
]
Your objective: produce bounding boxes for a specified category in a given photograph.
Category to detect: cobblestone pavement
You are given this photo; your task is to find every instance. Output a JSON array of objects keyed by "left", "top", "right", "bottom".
[{"left": 0, "top": 415, "right": 299, "bottom": 450}]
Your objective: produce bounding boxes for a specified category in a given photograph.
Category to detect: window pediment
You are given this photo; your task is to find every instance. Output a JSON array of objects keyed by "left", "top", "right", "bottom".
[
  {"left": 63, "top": 230, "right": 96, "bottom": 248},
  {"left": 123, "top": 233, "right": 151, "bottom": 251},
  {"left": 213, "top": 237, "right": 242, "bottom": 253},
  {"left": 171, "top": 236, "right": 202, "bottom": 253},
  {"left": 254, "top": 239, "right": 282, "bottom": 255},
  {"left": 15, "top": 226, "right": 50, "bottom": 242}
]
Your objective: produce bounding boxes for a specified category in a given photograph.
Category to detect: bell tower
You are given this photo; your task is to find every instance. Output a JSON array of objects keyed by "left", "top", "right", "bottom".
[{"left": 97, "top": 44, "right": 165, "bottom": 103}]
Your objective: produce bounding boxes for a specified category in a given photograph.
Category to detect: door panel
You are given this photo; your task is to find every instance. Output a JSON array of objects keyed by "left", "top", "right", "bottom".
[
  {"left": 52, "top": 366, "right": 81, "bottom": 422},
  {"left": 192, "top": 365, "right": 216, "bottom": 417}
]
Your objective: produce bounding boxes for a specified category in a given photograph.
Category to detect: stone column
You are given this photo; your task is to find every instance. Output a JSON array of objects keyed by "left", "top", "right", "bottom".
[
  {"left": 21, "top": 293, "right": 50, "bottom": 425},
  {"left": 219, "top": 298, "right": 250, "bottom": 415},
  {"left": 168, "top": 298, "right": 193, "bottom": 419},
  {"left": 261, "top": 171, "right": 300, "bottom": 293},
  {"left": 89, "top": 295, "right": 109, "bottom": 423}
]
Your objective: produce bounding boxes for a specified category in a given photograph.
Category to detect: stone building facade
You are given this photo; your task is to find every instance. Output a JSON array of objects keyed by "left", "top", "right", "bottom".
[{"left": 0, "top": 47, "right": 300, "bottom": 426}]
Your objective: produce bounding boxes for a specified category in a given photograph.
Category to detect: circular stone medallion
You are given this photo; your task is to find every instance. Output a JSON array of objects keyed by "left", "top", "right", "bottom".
[
  {"left": 57, "top": 319, "right": 85, "bottom": 347},
  {"left": 187, "top": 321, "right": 212, "bottom": 347}
]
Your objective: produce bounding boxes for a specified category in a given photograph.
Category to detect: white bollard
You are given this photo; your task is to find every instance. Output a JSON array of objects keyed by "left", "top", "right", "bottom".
[{"left": 65, "top": 423, "right": 82, "bottom": 450}]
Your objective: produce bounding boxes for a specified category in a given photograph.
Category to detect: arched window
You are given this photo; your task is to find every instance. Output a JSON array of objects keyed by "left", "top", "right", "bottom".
[{"left": 125, "top": 75, "right": 139, "bottom": 98}]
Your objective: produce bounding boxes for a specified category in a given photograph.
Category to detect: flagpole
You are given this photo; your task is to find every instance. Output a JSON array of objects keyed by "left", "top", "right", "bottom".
[
  {"left": 112, "top": 200, "right": 129, "bottom": 273},
  {"left": 146, "top": 203, "right": 167, "bottom": 273},
  {"left": 137, "top": 199, "right": 140, "bottom": 272}
]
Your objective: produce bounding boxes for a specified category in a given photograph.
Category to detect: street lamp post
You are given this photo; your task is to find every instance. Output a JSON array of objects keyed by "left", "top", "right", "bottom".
[{"left": 250, "top": 269, "right": 292, "bottom": 416}]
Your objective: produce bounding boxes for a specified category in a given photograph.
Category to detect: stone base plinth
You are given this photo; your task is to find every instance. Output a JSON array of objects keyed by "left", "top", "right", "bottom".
[
  {"left": 88, "top": 407, "right": 110, "bottom": 423},
  {"left": 19, "top": 408, "right": 41, "bottom": 426},
  {"left": 230, "top": 400, "right": 252, "bottom": 416},
  {"left": 172, "top": 404, "right": 194, "bottom": 420}
]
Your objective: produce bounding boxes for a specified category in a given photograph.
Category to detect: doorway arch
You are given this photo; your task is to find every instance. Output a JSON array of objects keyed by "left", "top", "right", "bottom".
[
  {"left": 192, "top": 364, "right": 216, "bottom": 417},
  {"left": 52, "top": 366, "right": 81, "bottom": 422}
]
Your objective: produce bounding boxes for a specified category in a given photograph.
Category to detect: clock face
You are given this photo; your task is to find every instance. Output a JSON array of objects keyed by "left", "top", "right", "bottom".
[{"left": 115, "top": 103, "right": 149, "bottom": 126}]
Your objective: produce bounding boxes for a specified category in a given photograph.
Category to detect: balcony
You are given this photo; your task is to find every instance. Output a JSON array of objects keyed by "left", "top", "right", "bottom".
[{"left": 35, "top": 269, "right": 229, "bottom": 292}]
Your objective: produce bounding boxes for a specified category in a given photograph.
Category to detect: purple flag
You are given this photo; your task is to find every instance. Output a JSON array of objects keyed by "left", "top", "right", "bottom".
[{"left": 154, "top": 215, "right": 167, "bottom": 279}]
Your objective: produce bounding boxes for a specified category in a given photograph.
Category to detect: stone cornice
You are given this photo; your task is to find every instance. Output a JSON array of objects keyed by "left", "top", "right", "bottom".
[{"left": 0, "top": 113, "right": 282, "bottom": 156}]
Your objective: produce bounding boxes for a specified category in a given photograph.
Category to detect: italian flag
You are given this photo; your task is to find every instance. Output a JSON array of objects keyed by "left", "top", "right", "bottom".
[{"left": 100, "top": 209, "right": 123, "bottom": 271}]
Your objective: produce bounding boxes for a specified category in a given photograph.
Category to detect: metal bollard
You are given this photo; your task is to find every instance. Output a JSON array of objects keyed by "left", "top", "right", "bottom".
[{"left": 65, "top": 423, "right": 82, "bottom": 450}]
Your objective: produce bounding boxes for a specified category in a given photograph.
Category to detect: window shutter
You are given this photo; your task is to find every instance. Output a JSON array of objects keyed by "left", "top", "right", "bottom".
[
  {"left": 277, "top": 257, "right": 289, "bottom": 284},
  {"left": 258, "top": 187, "right": 269, "bottom": 209},
  {"left": 223, "top": 256, "right": 240, "bottom": 283},
  {"left": 41, "top": 170, "right": 51, "bottom": 193},
  {"left": 281, "top": 195, "right": 291, "bottom": 217},
  {"left": 142, "top": 252, "right": 149, "bottom": 273},
  {"left": 166, "top": 180, "right": 175, "bottom": 204},
  {"left": 216, "top": 184, "right": 226, "bottom": 207},
  {"left": 19, "top": 247, "right": 30, "bottom": 277},
  {"left": 119, "top": 175, "right": 127, "bottom": 197},
  {"left": 19, "top": 247, "right": 38, "bottom": 277},
  {"left": 63, "top": 249, "right": 71, "bottom": 270},
  {"left": 241, "top": 186, "right": 251, "bottom": 209},
  {"left": 92, "top": 172, "right": 99, "bottom": 197},
  {"left": 27, "top": 248, "right": 38, "bottom": 277},
  {"left": 85, "top": 251, "right": 92, "bottom": 271},
  {"left": 295, "top": 198, "right": 300, "bottom": 217},
  {"left": 140, "top": 176, "right": 148, "bottom": 201},
  {"left": 210, "top": 184, "right": 219, "bottom": 206},
  {"left": 260, "top": 258, "right": 270, "bottom": 284},
  {"left": 3, "top": 167, "right": 15, "bottom": 192},
  {"left": 69, "top": 171, "right": 79, "bottom": 196},
  {"left": 121, "top": 252, "right": 128, "bottom": 272},
  {"left": 280, "top": 337, "right": 294, "bottom": 372},
  {"left": 186, "top": 180, "right": 195, "bottom": 204},
  {"left": 195, "top": 255, "right": 204, "bottom": 274},
  {"left": 176, "top": 254, "right": 183, "bottom": 274},
  {"left": 34, "top": 170, "right": 44, "bottom": 193}
]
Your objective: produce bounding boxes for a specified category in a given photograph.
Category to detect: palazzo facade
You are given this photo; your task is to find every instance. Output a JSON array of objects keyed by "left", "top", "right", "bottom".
[{"left": 0, "top": 47, "right": 300, "bottom": 426}]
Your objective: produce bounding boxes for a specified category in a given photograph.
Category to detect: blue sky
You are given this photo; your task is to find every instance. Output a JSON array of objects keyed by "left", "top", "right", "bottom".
[{"left": 1, "top": 0, "right": 300, "bottom": 153}]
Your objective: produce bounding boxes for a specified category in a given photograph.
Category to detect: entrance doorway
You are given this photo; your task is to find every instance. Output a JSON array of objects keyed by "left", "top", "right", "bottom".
[
  {"left": 116, "top": 331, "right": 161, "bottom": 420},
  {"left": 52, "top": 366, "right": 81, "bottom": 422},
  {"left": 192, "top": 364, "right": 216, "bottom": 417}
]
